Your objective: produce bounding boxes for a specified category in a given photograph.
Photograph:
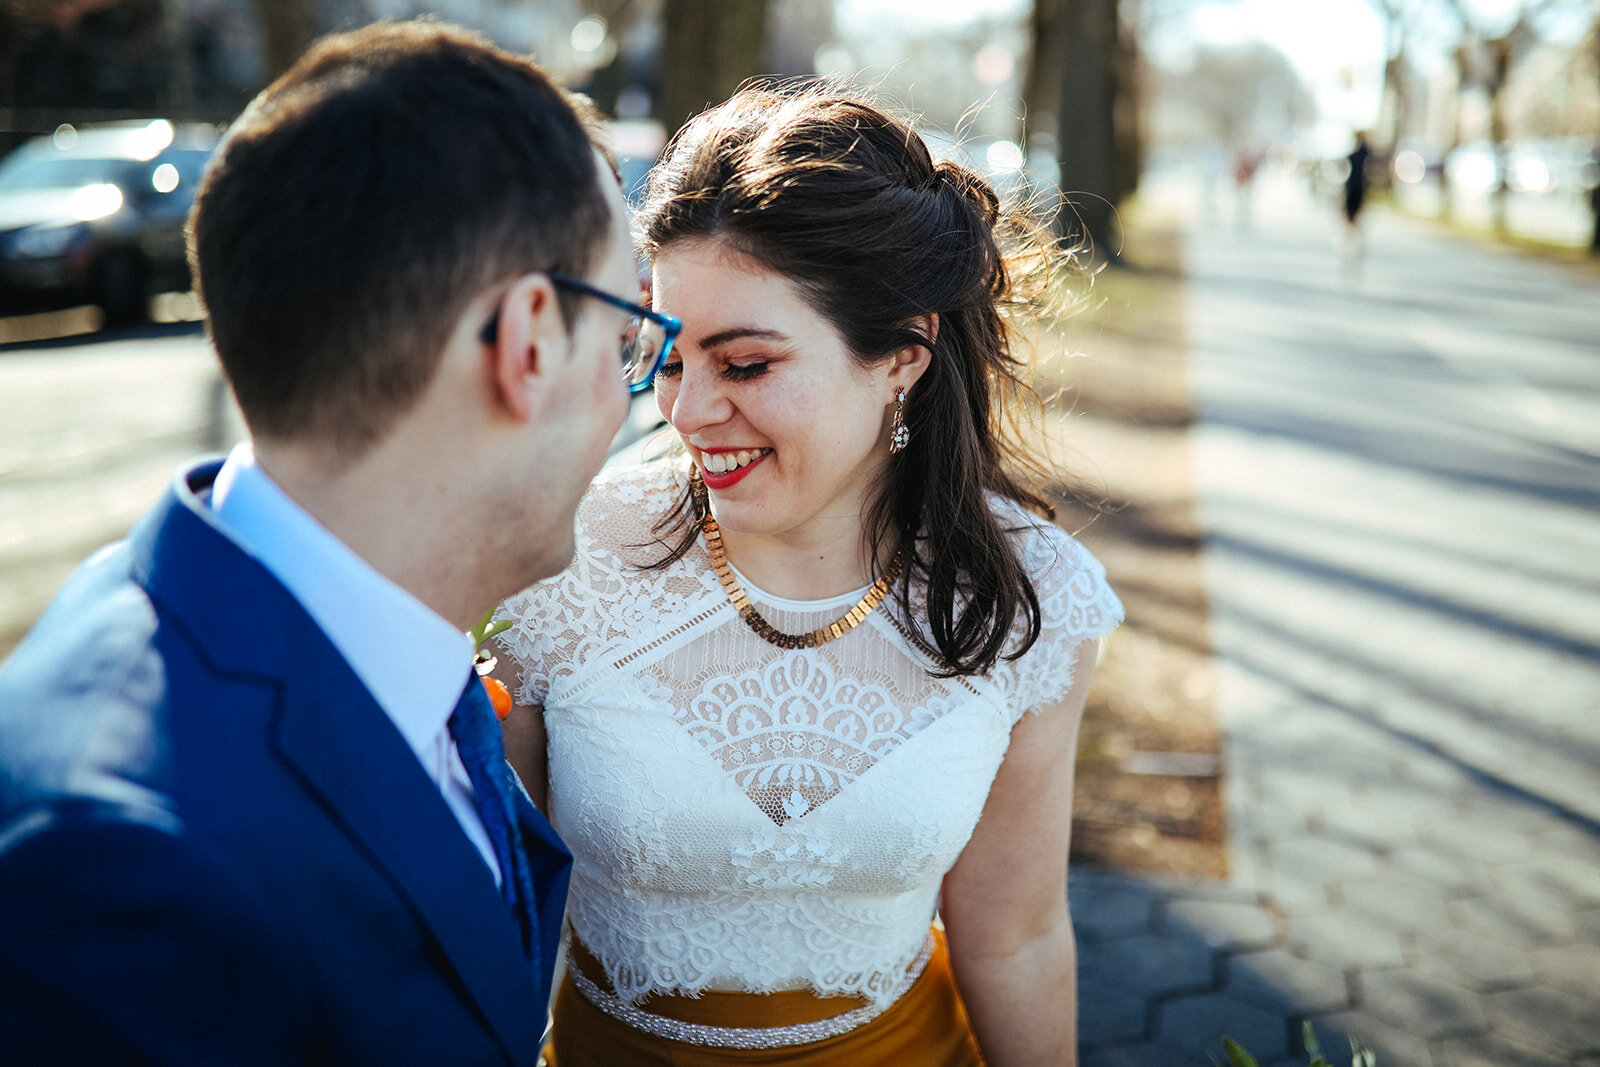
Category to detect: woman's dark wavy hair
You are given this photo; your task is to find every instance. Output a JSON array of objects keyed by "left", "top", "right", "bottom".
[{"left": 636, "top": 83, "right": 1083, "bottom": 678}]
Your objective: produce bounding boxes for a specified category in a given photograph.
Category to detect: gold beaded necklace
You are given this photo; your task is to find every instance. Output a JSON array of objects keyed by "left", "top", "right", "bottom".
[{"left": 700, "top": 511, "right": 903, "bottom": 650}]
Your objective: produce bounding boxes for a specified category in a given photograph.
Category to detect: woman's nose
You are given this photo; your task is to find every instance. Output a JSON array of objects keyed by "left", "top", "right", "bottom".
[{"left": 662, "top": 363, "right": 731, "bottom": 435}]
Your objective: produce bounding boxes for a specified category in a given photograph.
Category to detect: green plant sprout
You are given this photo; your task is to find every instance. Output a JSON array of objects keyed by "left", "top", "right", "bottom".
[
  {"left": 469, "top": 606, "right": 511, "bottom": 653},
  {"left": 1211, "top": 1023, "right": 1375, "bottom": 1067}
]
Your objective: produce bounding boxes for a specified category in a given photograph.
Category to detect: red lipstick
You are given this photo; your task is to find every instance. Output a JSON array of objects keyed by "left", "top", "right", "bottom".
[{"left": 698, "top": 449, "right": 769, "bottom": 490}]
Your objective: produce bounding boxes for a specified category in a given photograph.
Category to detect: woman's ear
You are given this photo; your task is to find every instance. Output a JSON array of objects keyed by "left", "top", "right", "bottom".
[
  {"left": 488, "top": 273, "right": 563, "bottom": 422},
  {"left": 888, "top": 312, "right": 937, "bottom": 393}
]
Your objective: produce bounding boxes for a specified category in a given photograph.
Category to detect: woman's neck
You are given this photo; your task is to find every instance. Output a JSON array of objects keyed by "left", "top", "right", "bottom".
[{"left": 713, "top": 516, "right": 890, "bottom": 602}]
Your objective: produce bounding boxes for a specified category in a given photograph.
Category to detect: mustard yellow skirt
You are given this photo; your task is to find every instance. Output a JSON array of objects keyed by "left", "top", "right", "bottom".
[{"left": 544, "top": 927, "right": 986, "bottom": 1066}]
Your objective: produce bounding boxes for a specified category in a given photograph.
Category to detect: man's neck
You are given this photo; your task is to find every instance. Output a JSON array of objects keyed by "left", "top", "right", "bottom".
[{"left": 252, "top": 437, "right": 485, "bottom": 631}]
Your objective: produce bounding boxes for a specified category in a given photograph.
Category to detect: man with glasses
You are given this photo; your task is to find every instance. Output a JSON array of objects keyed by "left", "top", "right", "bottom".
[
  {"left": 481, "top": 273, "right": 680, "bottom": 395},
  {"left": 0, "top": 22, "right": 656, "bottom": 1065}
]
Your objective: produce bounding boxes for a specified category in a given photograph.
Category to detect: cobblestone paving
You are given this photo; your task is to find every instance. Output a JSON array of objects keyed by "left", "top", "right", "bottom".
[{"left": 1073, "top": 177, "right": 1600, "bottom": 1066}]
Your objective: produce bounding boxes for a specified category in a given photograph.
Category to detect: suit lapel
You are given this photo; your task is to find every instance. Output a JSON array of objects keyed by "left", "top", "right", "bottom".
[
  {"left": 272, "top": 655, "right": 548, "bottom": 1058},
  {"left": 135, "top": 461, "right": 555, "bottom": 1058}
]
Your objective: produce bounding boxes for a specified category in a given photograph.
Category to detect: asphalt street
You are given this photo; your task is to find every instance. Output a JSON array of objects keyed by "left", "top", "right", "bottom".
[
  {"left": 0, "top": 319, "right": 228, "bottom": 654},
  {"left": 0, "top": 321, "right": 662, "bottom": 657}
]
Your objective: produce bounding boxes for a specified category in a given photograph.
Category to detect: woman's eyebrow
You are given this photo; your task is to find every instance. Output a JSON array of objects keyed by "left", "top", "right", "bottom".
[{"left": 696, "top": 326, "right": 787, "bottom": 350}]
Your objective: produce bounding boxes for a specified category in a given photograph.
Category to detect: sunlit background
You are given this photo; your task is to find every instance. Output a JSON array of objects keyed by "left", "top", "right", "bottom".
[
  {"left": 2, "top": 4, "right": 1597, "bottom": 672},
  {"left": 2, "top": 0, "right": 1596, "bottom": 251}
]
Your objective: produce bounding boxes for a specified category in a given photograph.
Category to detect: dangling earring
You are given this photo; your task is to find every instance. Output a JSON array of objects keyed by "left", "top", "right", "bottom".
[{"left": 888, "top": 388, "right": 910, "bottom": 455}]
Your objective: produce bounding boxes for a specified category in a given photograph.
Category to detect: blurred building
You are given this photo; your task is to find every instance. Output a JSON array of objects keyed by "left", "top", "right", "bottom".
[{"left": 0, "top": 0, "right": 262, "bottom": 137}]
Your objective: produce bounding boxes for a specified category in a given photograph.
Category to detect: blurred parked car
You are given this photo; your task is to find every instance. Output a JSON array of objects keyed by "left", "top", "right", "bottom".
[{"left": 0, "top": 119, "right": 218, "bottom": 326}]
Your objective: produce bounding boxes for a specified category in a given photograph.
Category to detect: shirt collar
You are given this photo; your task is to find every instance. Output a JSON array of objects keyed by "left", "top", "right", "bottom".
[{"left": 210, "top": 443, "right": 474, "bottom": 757}]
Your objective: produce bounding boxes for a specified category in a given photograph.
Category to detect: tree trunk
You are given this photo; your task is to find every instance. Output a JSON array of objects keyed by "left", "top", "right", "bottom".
[
  {"left": 1382, "top": 45, "right": 1408, "bottom": 157},
  {"left": 1590, "top": 180, "right": 1599, "bottom": 255},
  {"left": 1110, "top": 4, "right": 1143, "bottom": 206},
  {"left": 573, "top": 0, "right": 639, "bottom": 118},
  {"left": 1439, "top": 43, "right": 1475, "bottom": 222},
  {"left": 1022, "top": 0, "right": 1065, "bottom": 148},
  {"left": 251, "top": 0, "right": 316, "bottom": 84},
  {"left": 1025, "top": 0, "right": 1121, "bottom": 259},
  {"left": 1370, "top": 1, "right": 1407, "bottom": 157},
  {"left": 655, "top": 0, "right": 767, "bottom": 138},
  {"left": 1486, "top": 32, "right": 1512, "bottom": 237}
]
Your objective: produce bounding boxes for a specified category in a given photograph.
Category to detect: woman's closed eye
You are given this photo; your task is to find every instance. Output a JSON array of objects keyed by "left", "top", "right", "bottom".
[
  {"left": 722, "top": 361, "right": 768, "bottom": 382},
  {"left": 653, "top": 360, "right": 770, "bottom": 382}
]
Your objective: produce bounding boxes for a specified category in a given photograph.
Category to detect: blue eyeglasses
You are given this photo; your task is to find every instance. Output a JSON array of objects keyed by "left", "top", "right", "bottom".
[{"left": 479, "top": 273, "right": 681, "bottom": 393}]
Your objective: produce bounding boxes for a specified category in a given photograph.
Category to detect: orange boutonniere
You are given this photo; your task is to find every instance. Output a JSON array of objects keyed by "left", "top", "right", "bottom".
[{"left": 468, "top": 607, "right": 514, "bottom": 720}]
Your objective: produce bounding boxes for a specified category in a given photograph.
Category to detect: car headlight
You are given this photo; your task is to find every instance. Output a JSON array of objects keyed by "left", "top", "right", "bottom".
[{"left": 5, "top": 222, "right": 90, "bottom": 259}]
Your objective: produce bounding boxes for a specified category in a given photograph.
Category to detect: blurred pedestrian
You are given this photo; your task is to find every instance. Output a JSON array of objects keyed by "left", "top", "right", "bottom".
[
  {"left": 1343, "top": 130, "right": 1373, "bottom": 259},
  {"left": 0, "top": 21, "right": 641, "bottom": 1064},
  {"left": 1233, "top": 146, "right": 1262, "bottom": 230},
  {"left": 491, "top": 85, "right": 1124, "bottom": 1066}
]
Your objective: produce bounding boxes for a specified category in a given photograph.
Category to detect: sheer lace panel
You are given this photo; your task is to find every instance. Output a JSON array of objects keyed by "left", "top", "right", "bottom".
[
  {"left": 495, "top": 462, "right": 1124, "bottom": 1006},
  {"left": 643, "top": 598, "right": 955, "bottom": 826}
]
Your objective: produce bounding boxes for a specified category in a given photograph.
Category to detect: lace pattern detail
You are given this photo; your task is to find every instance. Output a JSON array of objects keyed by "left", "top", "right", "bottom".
[
  {"left": 497, "top": 462, "right": 1122, "bottom": 1007},
  {"left": 671, "top": 652, "right": 941, "bottom": 825},
  {"left": 566, "top": 877, "right": 942, "bottom": 1007}
]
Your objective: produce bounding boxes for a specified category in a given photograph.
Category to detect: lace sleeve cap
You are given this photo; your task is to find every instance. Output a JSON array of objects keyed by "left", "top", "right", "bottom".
[
  {"left": 493, "top": 566, "right": 581, "bottom": 708},
  {"left": 1002, "top": 514, "right": 1124, "bottom": 722}
]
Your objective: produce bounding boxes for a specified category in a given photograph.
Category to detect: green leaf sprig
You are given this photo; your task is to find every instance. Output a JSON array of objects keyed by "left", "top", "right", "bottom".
[
  {"left": 469, "top": 606, "right": 512, "bottom": 652},
  {"left": 1212, "top": 1025, "right": 1375, "bottom": 1067}
]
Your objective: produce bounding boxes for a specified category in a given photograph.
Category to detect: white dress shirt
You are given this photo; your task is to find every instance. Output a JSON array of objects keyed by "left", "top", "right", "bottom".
[{"left": 210, "top": 443, "right": 502, "bottom": 887}]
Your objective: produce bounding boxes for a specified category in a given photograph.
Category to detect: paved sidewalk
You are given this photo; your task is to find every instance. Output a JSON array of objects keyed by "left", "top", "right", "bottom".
[{"left": 1071, "top": 176, "right": 1600, "bottom": 1066}]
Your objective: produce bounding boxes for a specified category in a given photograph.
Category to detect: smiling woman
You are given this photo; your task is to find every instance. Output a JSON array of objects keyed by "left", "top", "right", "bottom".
[
  {"left": 648, "top": 239, "right": 909, "bottom": 561},
  {"left": 493, "top": 84, "right": 1123, "bottom": 1067}
]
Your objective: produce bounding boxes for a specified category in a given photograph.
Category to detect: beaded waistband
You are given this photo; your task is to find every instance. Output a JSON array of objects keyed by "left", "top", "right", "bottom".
[{"left": 564, "top": 932, "right": 937, "bottom": 1050}]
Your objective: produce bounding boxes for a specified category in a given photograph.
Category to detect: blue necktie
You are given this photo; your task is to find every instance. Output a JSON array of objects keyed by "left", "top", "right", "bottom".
[{"left": 449, "top": 676, "right": 538, "bottom": 965}]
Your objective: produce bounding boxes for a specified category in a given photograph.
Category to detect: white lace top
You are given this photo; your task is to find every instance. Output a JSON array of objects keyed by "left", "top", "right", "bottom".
[{"left": 494, "top": 462, "right": 1122, "bottom": 1009}]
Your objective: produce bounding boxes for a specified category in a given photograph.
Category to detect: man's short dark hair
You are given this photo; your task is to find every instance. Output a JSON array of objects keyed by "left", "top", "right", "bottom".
[{"left": 189, "top": 20, "right": 612, "bottom": 452}]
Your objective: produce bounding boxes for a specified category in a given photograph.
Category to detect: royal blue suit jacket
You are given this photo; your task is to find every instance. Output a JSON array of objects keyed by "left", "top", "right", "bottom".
[{"left": 0, "top": 459, "right": 571, "bottom": 1065}]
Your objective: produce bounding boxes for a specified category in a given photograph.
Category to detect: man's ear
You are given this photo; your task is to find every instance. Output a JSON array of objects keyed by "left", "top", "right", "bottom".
[
  {"left": 887, "top": 312, "right": 937, "bottom": 393},
  {"left": 488, "top": 273, "right": 564, "bottom": 422}
]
